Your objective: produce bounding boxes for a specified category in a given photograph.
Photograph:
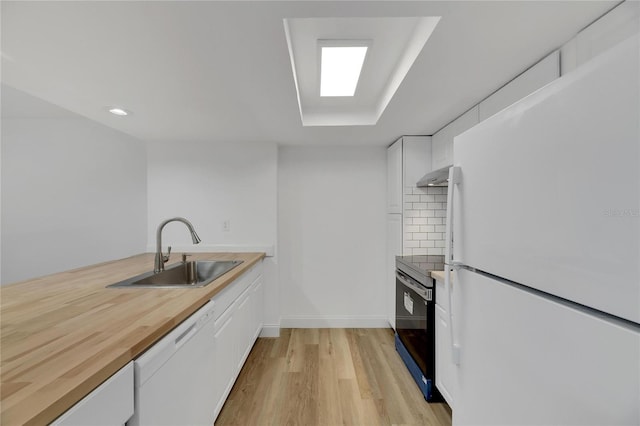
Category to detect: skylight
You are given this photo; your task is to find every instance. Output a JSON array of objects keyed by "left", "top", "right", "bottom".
[{"left": 320, "top": 44, "right": 368, "bottom": 97}]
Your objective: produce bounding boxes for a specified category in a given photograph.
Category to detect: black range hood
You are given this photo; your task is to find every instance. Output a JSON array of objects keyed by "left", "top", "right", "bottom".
[{"left": 416, "top": 165, "right": 452, "bottom": 187}]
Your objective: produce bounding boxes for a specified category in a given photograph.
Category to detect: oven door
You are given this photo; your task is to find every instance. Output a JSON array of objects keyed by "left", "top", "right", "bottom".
[{"left": 395, "top": 270, "right": 434, "bottom": 377}]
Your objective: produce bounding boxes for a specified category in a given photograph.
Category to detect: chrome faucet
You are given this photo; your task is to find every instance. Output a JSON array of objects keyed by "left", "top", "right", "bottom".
[{"left": 155, "top": 217, "right": 202, "bottom": 273}]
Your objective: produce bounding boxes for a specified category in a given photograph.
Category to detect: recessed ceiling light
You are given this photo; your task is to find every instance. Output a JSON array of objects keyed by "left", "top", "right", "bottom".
[
  {"left": 108, "top": 107, "right": 129, "bottom": 116},
  {"left": 320, "top": 42, "right": 369, "bottom": 97}
]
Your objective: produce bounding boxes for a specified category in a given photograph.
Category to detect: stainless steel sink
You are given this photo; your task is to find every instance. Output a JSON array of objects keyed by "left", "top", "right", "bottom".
[{"left": 107, "top": 260, "right": 243, "bottom": 288}]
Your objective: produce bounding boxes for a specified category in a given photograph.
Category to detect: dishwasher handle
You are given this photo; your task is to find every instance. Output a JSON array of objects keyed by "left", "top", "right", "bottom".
[
  {"left": 174, "top": 323, "right": 198, "bottom": 348},
  {"left": 135, "top": 300, "right": 215, "bottom": 386}
]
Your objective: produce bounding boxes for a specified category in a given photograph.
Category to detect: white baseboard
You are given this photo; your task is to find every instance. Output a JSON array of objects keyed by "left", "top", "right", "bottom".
[
  {"left": 259, "top": 325, "right": 280, "bottom": 338},
  {"left": 280, "top": 315, "right": 390, "bottom": 328},
  {"left": 145, "top": 244, "right": 275, "bottom": 257}
]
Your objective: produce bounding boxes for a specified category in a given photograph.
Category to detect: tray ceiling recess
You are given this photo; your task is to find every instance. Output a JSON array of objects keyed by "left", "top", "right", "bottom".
[{"left": 284, "top": 16, "right": 440, "bottom": 127}]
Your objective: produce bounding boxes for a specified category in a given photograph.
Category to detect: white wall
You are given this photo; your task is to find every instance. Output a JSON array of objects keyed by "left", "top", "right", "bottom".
[
  {"left": 278, "top": 146, "right": 387, "bottom": 327},
  {"left": 146, "top": 141, "right": 279, "bottom": 335},
  {"left": 1, "top": 87, "right": 147, "bottom": 284}
]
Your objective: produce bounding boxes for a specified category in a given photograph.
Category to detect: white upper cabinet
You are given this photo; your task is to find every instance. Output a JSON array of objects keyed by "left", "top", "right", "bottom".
[
  {"left": 432, "top": 106, "right": 479, "bottom": 171},
  {"left": 478, "top": 50, "right": 560, "bottom": 122},
  {"left": 562, "top": 1, "right": 639, "bottom": 75},
  {"left": 387, "top": 138, "right": 403, "bottom": 214},
  {"left": 387, "top": 136, "right": 431, "bottom": 213},
  {"left": 432, "top": 49, "right": 560, "bottom": 171},
  {"left": 402, "top": 136, "right": 432, "bottom": 187}
]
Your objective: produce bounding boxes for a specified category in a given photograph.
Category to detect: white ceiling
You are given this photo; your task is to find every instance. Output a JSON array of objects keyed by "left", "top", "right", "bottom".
[
  {"left": 285, "top": 16, "right": 440, "bottom": 126},
  {"left": 1, "top": 1, "right": 617, "bottom": 146}
]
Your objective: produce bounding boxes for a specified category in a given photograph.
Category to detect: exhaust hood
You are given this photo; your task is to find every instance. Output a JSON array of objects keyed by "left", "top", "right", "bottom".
[{"left": 417, "top": 165, "right": 452, "bottom": 187}]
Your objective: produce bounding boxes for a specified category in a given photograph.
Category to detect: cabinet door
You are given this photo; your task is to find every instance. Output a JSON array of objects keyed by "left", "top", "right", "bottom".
[
  {"left": 387, "top": 138, "right": 403, "bottom": 213},
  {"left": 386, "top": 214, "right": 402, "bottom": 329},
  {"left": 435, "top": 304, "right": 455, "bottom": 407},
  {"left": 567, "top": 1, "right": 640, "bottom": 74},
  {"left": 431, "top": 131, "right": 448, "bottom": 172},
  {"left": 479, "top": 51, "right": 559, "bottom": 122},
  {"left": 432, "top": 106, "right": 479, "bottom": 171},
  {"left": 213, "top": 308, "right": 236, "bottom": 419},
  {"left": 252, "top": 276, "right": 264, "bottom": 341},
  {"left": 235, "top": 287, "right": 253, "bottom": 368},
  {"left": 402, "top": 136, "right": 431, "bottom": 187}
]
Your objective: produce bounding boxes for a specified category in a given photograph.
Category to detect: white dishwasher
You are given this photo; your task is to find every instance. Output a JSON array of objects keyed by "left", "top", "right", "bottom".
[{"left": 128, "top": 300, "right": 217, "bottom": 426}]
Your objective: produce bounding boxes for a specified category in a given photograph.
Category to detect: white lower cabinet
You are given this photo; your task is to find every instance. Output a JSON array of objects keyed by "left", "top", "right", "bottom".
[
  {"left": 235, "top": 286, "right": 254, "bottom": 369},
  {"left": 128, "top": 261, "right": 264, "bottom": 426},
  {"left": 51, "top": 362, "right": 134, "bottom": 426},
  {"left": 213, "top": 271, "right": 264, "bottom": 420},
  {"left": 252, "top": 277, "right": 264, "bottom": 341},
  {"left": 212, "top": 303, "right": 237, "bottom": 419},
  {"left": 435, "top": 278, "right": 456, "bottom": 408}
]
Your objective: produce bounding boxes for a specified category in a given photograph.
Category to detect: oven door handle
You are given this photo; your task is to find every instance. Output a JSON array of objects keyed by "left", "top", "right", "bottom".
[{"left": 396, "top": 272, "right": 430, "bottom": 300}]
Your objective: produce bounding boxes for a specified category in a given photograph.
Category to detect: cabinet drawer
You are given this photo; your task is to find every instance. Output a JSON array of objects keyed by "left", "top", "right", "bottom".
[{"left": 212, "top": 261, "right": 262, "bottom": 320}]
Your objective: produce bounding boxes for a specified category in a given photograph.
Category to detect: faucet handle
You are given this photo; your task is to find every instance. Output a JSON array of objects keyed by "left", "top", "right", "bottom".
[{"left": 162, "top": 246, "right": 172, "bottom": 263}]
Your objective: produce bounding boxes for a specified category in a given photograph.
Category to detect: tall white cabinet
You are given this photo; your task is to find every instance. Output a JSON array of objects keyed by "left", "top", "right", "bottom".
[{"left": 386, "top": 136, "right": 431, "bottom": 329}]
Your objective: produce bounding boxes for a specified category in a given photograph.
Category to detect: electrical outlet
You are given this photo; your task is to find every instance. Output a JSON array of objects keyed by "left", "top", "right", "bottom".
[{"left": 222, "top": 220, "right": 231, "bottom": 232}]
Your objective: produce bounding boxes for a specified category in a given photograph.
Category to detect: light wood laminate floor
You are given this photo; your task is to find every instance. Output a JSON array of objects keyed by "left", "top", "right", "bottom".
[{"left": 216, "top": 328, "right": 452, "bottom": 426}]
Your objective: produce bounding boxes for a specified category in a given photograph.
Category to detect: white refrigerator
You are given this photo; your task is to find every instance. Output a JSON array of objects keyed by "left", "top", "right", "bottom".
[{"left": 445, "top": 34, "right": 640, "bottom": 425}]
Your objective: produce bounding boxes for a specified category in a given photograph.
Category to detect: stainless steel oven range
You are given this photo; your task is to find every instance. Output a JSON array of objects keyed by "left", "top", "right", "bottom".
[{"left": 395, "top": 255, "right": 444, "bottom": 402}]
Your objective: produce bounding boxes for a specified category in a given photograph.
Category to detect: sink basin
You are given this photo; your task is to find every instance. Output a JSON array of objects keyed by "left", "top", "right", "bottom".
[{"left": 107, "top": 260, "right": 243, "bottom": 288}]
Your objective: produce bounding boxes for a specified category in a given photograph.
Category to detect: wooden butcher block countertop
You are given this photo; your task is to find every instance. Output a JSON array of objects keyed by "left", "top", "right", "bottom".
[{"left": 0, "top": 252, "right": 265, "bottom": 425}]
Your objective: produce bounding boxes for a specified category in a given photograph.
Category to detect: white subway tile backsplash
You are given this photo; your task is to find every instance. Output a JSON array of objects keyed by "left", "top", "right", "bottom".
[{"left": 403, "top": 185, "right": 448, "bottom": 254}]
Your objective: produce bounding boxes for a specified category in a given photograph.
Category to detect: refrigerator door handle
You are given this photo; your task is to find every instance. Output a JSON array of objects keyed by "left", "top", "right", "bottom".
[{"left": 445, "top": 166, "right": 462, "bottom": 365}]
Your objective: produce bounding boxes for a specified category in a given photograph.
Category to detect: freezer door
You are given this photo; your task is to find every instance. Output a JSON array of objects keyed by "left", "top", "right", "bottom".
[
  {"left": 453, "top": 269, "right": 640, "bottom": 426},
  {"left": 452, "top": 35, "right": 639, "bottom": 323}
]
